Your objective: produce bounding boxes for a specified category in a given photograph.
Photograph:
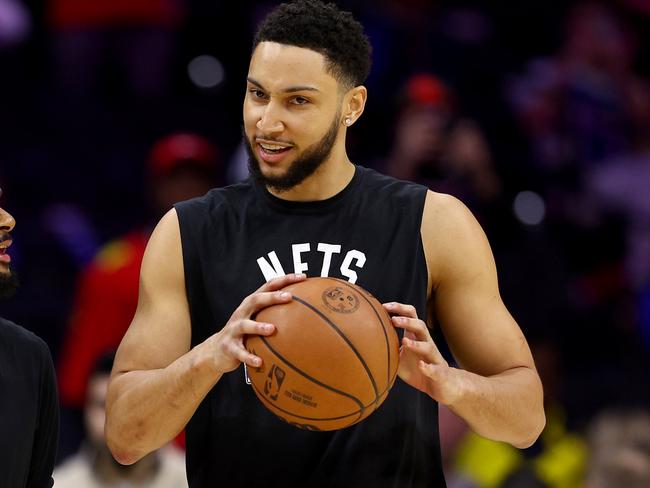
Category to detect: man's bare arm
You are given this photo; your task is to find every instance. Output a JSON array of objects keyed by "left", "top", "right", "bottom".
[
  {"left": 105, "top": 209, "right": 305, "bottom": 464},
  {"left": 385, "top": 191, "right": 545, "bottom": 448}
]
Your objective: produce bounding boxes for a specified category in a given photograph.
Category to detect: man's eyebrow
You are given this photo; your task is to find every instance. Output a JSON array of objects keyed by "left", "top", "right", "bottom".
[{"left": 247, "top": 77, "right": 320, "bottom": 93}]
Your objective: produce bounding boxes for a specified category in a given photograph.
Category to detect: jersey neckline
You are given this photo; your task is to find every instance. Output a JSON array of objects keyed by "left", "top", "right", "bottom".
[{"left": 253, "top": 165, "right": 365, "bottom": 214}]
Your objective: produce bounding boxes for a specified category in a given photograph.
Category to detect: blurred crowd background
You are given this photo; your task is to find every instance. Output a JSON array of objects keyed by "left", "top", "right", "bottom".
[{"left": 1, "top": 0, "right": 649, "bottom": 487}]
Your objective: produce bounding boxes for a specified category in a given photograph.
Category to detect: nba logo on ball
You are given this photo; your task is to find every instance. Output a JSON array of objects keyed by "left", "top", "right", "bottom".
[
  {"left": 264, "top": 364, "right": 286, "bottom": 401},
  {"left": 322, "top": 286, "right": 360, "bottom": 313},
  {"left": 245, "top": 277, "right": 399, "bottom": 431}
]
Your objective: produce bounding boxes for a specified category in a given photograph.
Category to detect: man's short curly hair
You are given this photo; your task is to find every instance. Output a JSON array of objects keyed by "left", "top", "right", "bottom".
[{"left": 253, "top": 1, "right": 372, "bottom": 89}]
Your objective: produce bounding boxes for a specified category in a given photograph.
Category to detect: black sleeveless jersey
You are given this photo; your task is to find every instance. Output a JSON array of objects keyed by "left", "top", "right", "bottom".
[{"left": 175, "top": 165, "right": 447, "bottom": 488}]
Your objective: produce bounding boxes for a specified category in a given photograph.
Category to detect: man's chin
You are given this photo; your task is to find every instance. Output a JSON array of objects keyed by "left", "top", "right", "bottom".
[
  {"left": 249, "top": 159, "right": 291, "bottom": 191},
  {"left": 259, "top": 163, "right": 290, "bottom": 180}
]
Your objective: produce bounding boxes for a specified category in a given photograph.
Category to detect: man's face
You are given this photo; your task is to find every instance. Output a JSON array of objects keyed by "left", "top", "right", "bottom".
[
  {"left": 243, "top": 42, "right": 345, "bottom": 192},
  {"left": 0, "top": 188, "right": 18, "bottom": 298}
]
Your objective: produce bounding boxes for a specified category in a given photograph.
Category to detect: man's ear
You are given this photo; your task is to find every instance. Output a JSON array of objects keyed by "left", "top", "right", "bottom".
[{"left": 341, "top": 85, "right": 367, "bottom": 127}]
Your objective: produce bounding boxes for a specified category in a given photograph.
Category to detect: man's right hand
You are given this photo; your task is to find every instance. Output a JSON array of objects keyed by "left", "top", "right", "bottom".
[
  {"left": 106, "top": 209, "right": 308, "bottom": 465},
  {"left": 206, "top": 273, "right": 307, "bottom": 374}
]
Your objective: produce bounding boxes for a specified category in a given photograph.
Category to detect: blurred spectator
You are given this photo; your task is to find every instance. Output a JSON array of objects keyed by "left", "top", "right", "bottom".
[
  {"left": 506, "top": 58, "right": 569, "bottom": 172},
  {"left": 0, "top": 186, "right": 60, "bottom": 488},
  {"left": 560, "top": 2, "right": 638, "bottom": 166},
  {"left": 585, "top": 77, "right": 650, "bottom": 357},
  {"left": 509, "top": 2, "right": 641, "bottom": 173},
  {"left": 506, "top": 1, "right": 645, "bottom": 238},
  {"left": 505, "top": 1, "right": 648, "bottom": 266},
  {"left": 585, "top": 408, "right": 650, "bottom": 488},
  {"left": 382, "top": 72, "right": 510, "bottom": 242},
  {"left": 383, "top": 73, "right": 454, "bottom": 181},
  {"left": 56, "top": 132, "right": 220, "bottom": 455},
  {"left": 384, "top": 73, "right": 501, "bottom": 203},
  {"left": 48, "top": 0, "right": 185, "bottom": 100},
  {"left": 54, "top": 351, "right": 188, "bottom": 487}
]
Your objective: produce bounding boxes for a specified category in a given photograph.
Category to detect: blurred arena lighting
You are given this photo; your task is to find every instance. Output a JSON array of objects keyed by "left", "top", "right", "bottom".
[
  {"left": 513, "top": 191, "right": 546, "bottom": 226},
  {"left": 0, "top": 0, "right": 32, "bottom": 48},
  {"left": 188, "top": 55, "right": 225, "bottom": 90}
]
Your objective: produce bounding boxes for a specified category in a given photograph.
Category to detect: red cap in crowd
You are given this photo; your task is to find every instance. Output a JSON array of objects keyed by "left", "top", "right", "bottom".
[
  {"left": 404, "top": 73, "right": 452, "bottom": 111},
  {"left": 147, "top": 132, "right": 219, "bottom": 179}
]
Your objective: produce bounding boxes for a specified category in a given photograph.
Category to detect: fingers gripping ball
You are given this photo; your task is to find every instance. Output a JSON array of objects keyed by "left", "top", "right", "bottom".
[{"left": 245, "top": 277, "right": 399, "bottom": 431}]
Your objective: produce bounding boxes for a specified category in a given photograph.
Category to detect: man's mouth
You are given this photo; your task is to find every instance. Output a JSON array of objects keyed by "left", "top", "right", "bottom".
[
  {"left": 256, "top": 139, "right": 294, "bottom": 163},
  {"left": 0, "top": 240, "right": 12, "bottom": 263},
  {"left": 257, "top": 141, "right": 293, "bottom": 155}
]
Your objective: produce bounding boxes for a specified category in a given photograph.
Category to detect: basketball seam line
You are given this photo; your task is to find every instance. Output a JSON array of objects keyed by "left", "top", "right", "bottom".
[
  {"left": 251, "top": 375, "right": 398, "bottom": 422},
  {"left": 292, "top": 295, "right": 380, "bottom": 401},
  {"left": 259, "top": 334, "right": 365, "bottom": 412},
  {"left": 330, "top": 278, "right": 393, "bottom": 397}
]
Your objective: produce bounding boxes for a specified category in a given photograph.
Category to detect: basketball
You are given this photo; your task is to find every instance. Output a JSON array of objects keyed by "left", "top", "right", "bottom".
[{"left": 245, "top": 277, "right": 400, "bottom": 431}]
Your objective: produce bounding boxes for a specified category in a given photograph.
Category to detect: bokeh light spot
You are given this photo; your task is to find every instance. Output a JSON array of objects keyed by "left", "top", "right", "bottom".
[
  {"left": 513, "top": 191, "right": 546, "bottom": 226},
  {"left": 188, "top": 55, "right": 225, "bottom": 89}
]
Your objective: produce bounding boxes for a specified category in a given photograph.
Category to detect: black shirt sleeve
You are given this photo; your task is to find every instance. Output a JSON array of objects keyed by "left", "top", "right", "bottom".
[{"left": 26, "top": 340, "right": 60, "bottom": 488}]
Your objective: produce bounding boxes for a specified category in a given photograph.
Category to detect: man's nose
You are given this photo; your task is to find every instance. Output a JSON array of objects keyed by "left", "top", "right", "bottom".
[
  {"left": 0, "top": 208, "right": 16, "bottom": 233},
  {"left": 256, "top": 102, "right": 285, "bottom": 134}
]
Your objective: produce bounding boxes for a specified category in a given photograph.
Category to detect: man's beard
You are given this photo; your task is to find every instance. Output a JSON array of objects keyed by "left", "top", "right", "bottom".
[
  {"left": 245, "top": 110, "right": 341, "bottom": 193},
  {"left": 0, "top": 266, "right": 19, "bottom": 299}
]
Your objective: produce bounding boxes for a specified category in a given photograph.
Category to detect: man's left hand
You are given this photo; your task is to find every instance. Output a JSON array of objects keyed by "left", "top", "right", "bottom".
[{"left": 383, "top": 302, "right": 464, "bottom": 406}]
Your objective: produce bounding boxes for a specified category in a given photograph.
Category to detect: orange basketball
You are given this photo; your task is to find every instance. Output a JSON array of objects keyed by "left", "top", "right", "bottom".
[{"left": 245, "top": 277, "right": 399, "bottom": 431}]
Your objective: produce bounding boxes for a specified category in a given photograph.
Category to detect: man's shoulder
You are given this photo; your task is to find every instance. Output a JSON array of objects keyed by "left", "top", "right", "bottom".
[
  {"left": 422, "top": 190, "right": 477, "bottom": 228},
  {"left": 358, "top": 165, "right": 427, "bottom": 191},
  {"left": 420, "top": 190, "right": 492, "bottom": 286},
  {"left": 357, "top": 166, "right": 429, "bottom": 208},
  {"left": 0, "top": 317, "right": 49, "bottom": 358}
]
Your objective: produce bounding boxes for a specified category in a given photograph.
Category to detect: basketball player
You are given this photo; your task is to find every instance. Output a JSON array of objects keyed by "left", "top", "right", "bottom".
[
  {"left": 106, "top": 2, "right": 545, "bottom": 486},
  {"left": 0, "top": 188, "right": 60, "bottom": 487}
]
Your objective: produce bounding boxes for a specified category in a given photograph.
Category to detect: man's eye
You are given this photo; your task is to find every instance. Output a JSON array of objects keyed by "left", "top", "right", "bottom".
[{"left": 250, "top": 89, "right": 266, "bottom": 99}]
